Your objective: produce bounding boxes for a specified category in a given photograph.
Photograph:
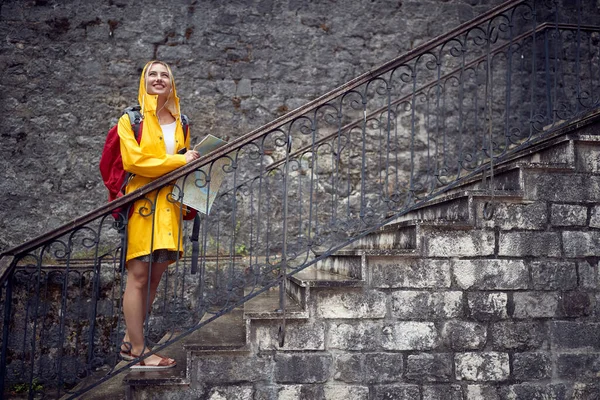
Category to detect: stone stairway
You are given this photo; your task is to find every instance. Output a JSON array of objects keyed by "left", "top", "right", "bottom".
[{"left": 80, "top": 115, "right": 600, "bottom": 399}]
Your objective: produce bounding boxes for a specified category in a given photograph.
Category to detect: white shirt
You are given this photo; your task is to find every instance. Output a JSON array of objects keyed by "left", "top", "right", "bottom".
[{"left": 161, "top": 121, "right": 177, "bottom": 155}]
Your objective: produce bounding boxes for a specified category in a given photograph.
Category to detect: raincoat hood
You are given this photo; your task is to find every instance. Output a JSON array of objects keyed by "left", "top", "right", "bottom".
[{"left": 139, "top": 60, "right": 181, "bottom": 120}]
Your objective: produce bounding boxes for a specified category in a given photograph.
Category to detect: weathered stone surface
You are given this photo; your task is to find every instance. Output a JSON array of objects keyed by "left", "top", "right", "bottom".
[
  {"left": 254, "top": 384, "right": 325, "bottom": 400},
  {"left": 274, "top": 353, "right": 332, "bottom": 383},
  {"left": 498, "top": 231, "right": 561, "bottom": 257},
  {"left": 391, "top": 290, "right": 463, "bottom": 319},
  {"left": 491, "top": 321, "right": 547, "bottom": 351},
  {"left": 464, "top": 385, "right": 500, "bottom": 400},
  {"left": 571, "top": 383, "right": 600, "bottom": 400},
  {"left": 422, "top": 229, "right": 495, "bottom": 257},
  {"left": 333, "top": 353, "right": 404, "bottom": 384},
  {"left": 467, "top": 292, "right": 508, "bottom": 321},
  {"left": 381, "top": 321, "right": 438, "bottom": 351},
  {"left": 513, "top": 352, "right": 552, "bottom": 380},
  {"left": 191, "top": 354, "right": 272, "bottom": 385},
  {"left": 531, "top": 260, "right": 577, "bottom": 290},
  {"left": 369, "top": 258, "right": 452, "bottom": 288},
  {"left": 557, "top": 353, "right": 600, "bottom": 380},
  {"left": 590, "top": 205, "right": 600, "bottom": 228},
  {"left": 513, "top": 292, "right": 559, "bottom": 318},
  {"left": 453, "top": 260, "right": 529, "bottom": 290},
  {"left": 477, "top": 201, "right": 547, "bottom": 230},
  {"left": 575, "top": 142, "right": 600, "bottom": 173},
  {"left": 321, "top": 385, "right": 369, "bottom": 400},
  {"left": 441, "top": 321, "right": 487, "bottom": 351},
  {"left": 254, "top": 320, "right": 325, "bottom": 351},
  {"left": 455, "top": 352, "right": 510, "bottom": 382},
  {"left": 422, "top": 385, "right": 464, "bottom": 400},
  {"left": 327, "top": 321, "right": 381, "bottom": 351},
  {"left": 405, "top": 353, "right": 453, "bottom": 382},
  {"left": 205, "top": 385, "right": 254, "bottom": 400},
  {"left": 563, "top": 231, "right": 600, "bottom": 257},
  {"left": 550, "top": 203, "right": 587, "bottom": 226},
  {"left": 551, "top": 321, "right": 600, "bottom": 349},
  {"left": 579, "top": 260, "right": 600, "bottom": 289},
  {"left": 370, "top": 384, "right": 421, "bottom": 400},
  {"left": 498, "top": 384, "right": 567, "bottom": 400},
  {"left": 560, "top": 290, "right": 594, "bottom": 317},
  {"left": 524, "top": 173, "right": 600, "bottom": 203},
  {"left": 315, "top": 289, "right": 386, "bottom": 319}
]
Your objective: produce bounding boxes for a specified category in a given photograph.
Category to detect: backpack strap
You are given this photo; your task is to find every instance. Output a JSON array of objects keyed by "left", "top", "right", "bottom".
[
  {"left": 181, "top": 114, "right": 189, "bottom": 143},
  {"left": 124, "top": 106, "right": 143, "bottom": 143}
]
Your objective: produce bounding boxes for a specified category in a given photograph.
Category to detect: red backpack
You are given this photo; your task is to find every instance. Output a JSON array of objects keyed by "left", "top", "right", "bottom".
[{"left": 99, "top": 106, "right": 193, "bottom": 219}]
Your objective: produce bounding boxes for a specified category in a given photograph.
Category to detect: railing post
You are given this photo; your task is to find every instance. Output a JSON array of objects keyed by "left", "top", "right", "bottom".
[
  {"left": 0, "top": 271, "right": 13, "bottom": 398},
  {"left": 277, "top": 134, "right": 293, "bottom": 347}
]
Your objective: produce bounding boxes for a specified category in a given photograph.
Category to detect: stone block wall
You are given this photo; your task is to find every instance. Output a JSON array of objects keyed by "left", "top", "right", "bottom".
[{"left": 175, "top": 134, "right": 600, "bottom": 399}]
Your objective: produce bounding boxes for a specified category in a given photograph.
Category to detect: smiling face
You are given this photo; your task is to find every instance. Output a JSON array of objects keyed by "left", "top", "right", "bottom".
[{"left": 145, "top": 62, "right": 172, "bottom": 98}]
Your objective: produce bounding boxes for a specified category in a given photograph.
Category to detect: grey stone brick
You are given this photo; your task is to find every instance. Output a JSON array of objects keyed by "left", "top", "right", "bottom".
[
  {"left": 513, "top": 292, "right": 559, "bottom": 318},
  {"left": 464, "top": 385, "right": 500, "bottom": 400},
  {"left": 255, "top": 384, "right": 324, "bottom": 400},
  {"left": 333, "top": 352, "right": 403, "bottom": 384},
  {"left": 524, "top": 173, "right": 600, "bottom": 203},
  {"left": 323, "top": 385, "right": 369, "bottom": 400},
  {"left": 579, "top": 260, "right": 600, "bottom": 289},
  {"left": 531, "top": 260, "right": 577, "bottom": 290},
  {"left": 571, "top": 383, "right": 600, "bottom": 400},
  {"left": 364, "top": 353, "right": 405, "bottom": 384},
  {"left": 498, "top": 231, "right": 561, "bottom": 257},
  {"left": 498, "top": 384, "right": 567, "bottom": 399},
  {"left": 551, "top": 321, "right": 600, "bottom": 349},
  {"left": 371, "top": 384, "right": 421, "bottom": 400},
  {"left": 575, "top": 142, "right": 600, "bottom": 173},
  {"left": 316, "top": 289, "right": 386, "bottom": 319},
  {"left": 441, "top": 321, "right": 487, "bottom": 351},
  {"left": 254, "top": 320, "right": 325, "bottom": 351},
  {"left": 333, "top": 353, "right": 362, "bottom": 383},
  {"left": 590, "top": 205, "right": 600, "bottom": 228},
  {"left": 557, "top": 353, "right": 600, "bottom": 380},
  {"left": 274, "top": 353, "right": 332, "bottom": 383},
  {"left": 391, "top": 290, "right": 463, "bottom": 319},
  {"left": 476, "top": 201, "right": 547, "bottom": 230},
  {"left": 467, "top": 292, "right": 508, "bottom": 321},
  {"left": 370, "top": 258, "right": 452, "bottom": 288},
  {"left": 204, "top": 385, "right": 253, "bottom": 400},
  {"left": 327, "top": 321, "right": 381, "bottom": 351},
  {"left": 423, "top": 229, "right": 495, "bottom": 257},
  {"left": 453, "top": 259, "right": 529, "bottom": 290},
  {"left": 191, "top": 354, "right": 272, "bottom": 385},
  {"left": 491, "top": 321, "right": 547, "bottom": 351},
  {"left": 455, "top": 352, "right": 510, "bottom": 381},
  {"left": 560, "top": 290, "right": 594, "bottom": 317},
  {"left": 381, "top": 321, "right": 438, "bottom": 351},
  {"left": 563, "top": 231, "right": 600, "bottom": 257},
  {"left": 551, "top": 204, "right": 588, "bottom": 226},
  {"left": 422, "top": 385, "right": 464, "bottom": 400},
  {"left": 513, "top": 352, "right": 552, "bottom": 380},
  {"left": 406, "top": 353, "right": 453, "bottom": 382}
]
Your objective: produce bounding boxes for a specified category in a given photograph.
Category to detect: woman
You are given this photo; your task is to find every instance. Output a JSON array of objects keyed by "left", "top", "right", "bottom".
[{"left": 118, "top": 60, "right": 199, "bottom": 370}]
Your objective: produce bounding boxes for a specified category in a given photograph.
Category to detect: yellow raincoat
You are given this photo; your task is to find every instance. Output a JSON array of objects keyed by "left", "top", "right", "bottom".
[{"left": 118, "top": 61, "right": 190, "bottom": 263}]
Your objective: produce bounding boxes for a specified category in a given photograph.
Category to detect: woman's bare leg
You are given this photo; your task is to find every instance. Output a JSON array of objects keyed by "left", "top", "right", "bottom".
[{"left": 122, "top": 259, "right": 170, "bottom": 364}]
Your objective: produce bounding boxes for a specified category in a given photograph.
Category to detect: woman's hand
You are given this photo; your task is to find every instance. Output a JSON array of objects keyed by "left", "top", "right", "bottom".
[{"left": 184, "top": 150, "right": 200, "bottom": 163}]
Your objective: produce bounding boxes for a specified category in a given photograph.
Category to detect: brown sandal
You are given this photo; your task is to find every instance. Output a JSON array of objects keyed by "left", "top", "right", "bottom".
[{"left": 129, "top": 352, "right": 176, "bottom": 371}]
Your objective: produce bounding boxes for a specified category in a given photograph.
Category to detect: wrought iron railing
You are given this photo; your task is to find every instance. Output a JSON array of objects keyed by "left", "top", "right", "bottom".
[{"left": 1, "top": 0, "right": 599, "bottom": 397}]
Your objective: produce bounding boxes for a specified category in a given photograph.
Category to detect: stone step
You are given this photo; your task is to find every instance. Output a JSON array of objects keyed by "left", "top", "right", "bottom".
[
  {"left": 123, "top": 309, "right": 246, "bottom": 388},
  {"left": 243, "top": 286, "right": 307, "bottom": 320}
]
